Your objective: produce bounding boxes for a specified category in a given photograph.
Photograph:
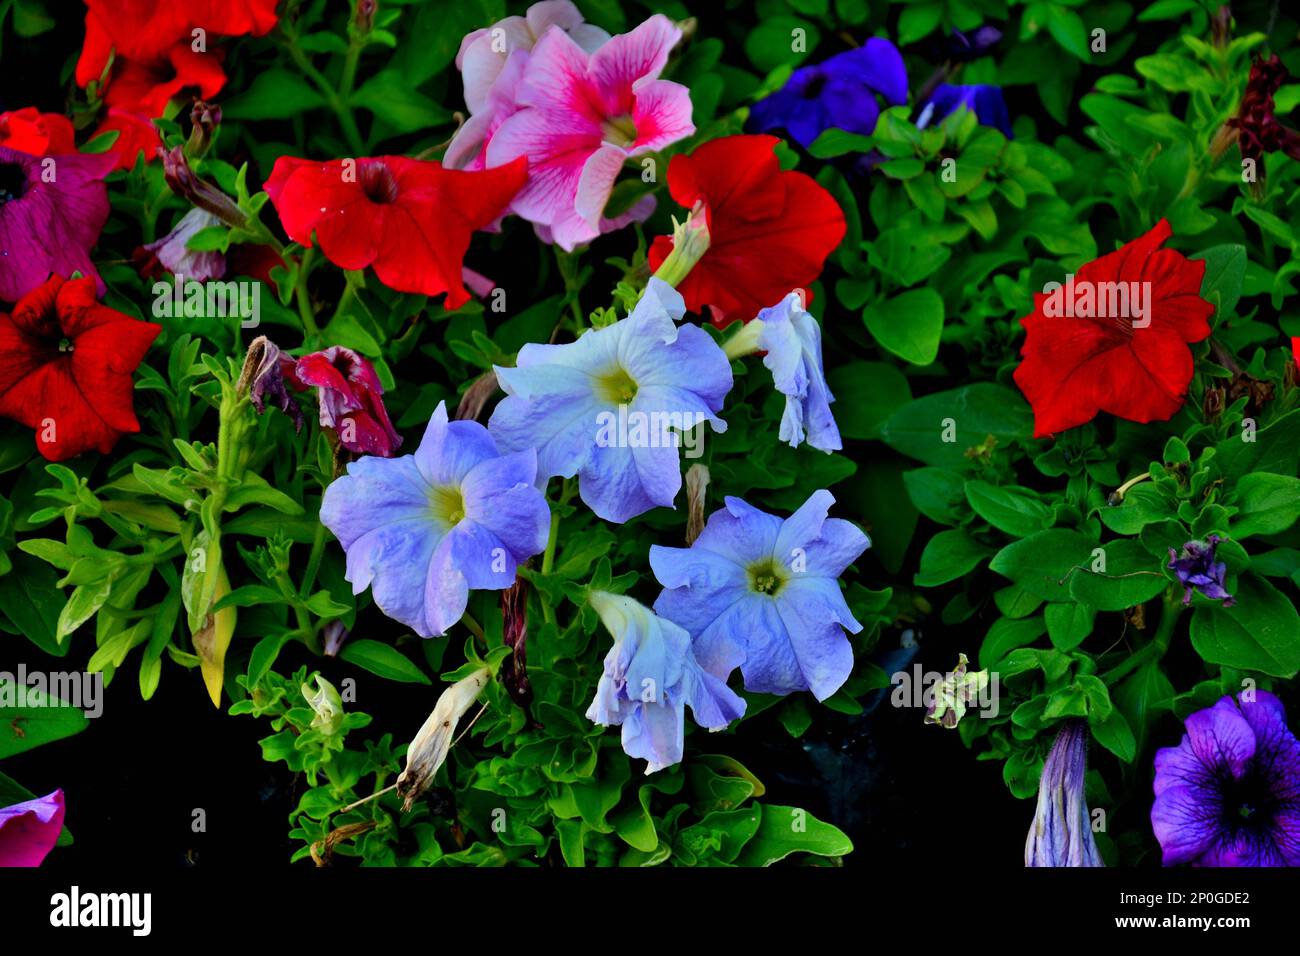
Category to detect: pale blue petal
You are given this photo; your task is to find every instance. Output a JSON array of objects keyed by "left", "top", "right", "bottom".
[
  {"left": 414, "top": 401, "right": 500, "bottom": 486},
  {"left": 462, "top": 448, "right": 550, "bottom": 558}
]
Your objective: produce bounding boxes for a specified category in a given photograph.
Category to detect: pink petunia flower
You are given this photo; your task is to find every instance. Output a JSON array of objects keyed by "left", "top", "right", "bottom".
[
  {"left": 456, "top": 0, "right": 608, "bottom": 117},
  {"left": 481, "top": 14, "right": 694, "bottom": 251},
  {"left": 0, "top": 145, "right": 116, "bottom": 302},
  {"left": 0, "top": 789, "right": 65, "bottom": 867}
]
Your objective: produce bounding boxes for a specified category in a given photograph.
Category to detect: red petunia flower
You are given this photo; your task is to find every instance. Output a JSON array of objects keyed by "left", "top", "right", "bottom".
[
  {"left": 76, "top": 0, "right": 277, "bottom": 154},
  {"left": 102, "top": 43, "right": 226, "bottom": 119},
  {"left": 1013, "top": 219, "right": 1214, "bottom": 437},
  {"left": 91, "top": 108, "right": 161, "bottom": 172},
  {"left": 264, "top": 155, "right": 528, "bottom": 308},
  {"left": 0, "top": 108, "right": 76, "bottom": 157},
  {"left": 647, "top": 134, "right": 846, "bottom": 327},
  {"left": 0, "top": 275, "right": 160, "bottom": 461},
  {"left": 75, "top": 0, "right": 278, "bottom": 91},
  {"left": 288, "top": 346, "right": 401, "bottom": 458}
]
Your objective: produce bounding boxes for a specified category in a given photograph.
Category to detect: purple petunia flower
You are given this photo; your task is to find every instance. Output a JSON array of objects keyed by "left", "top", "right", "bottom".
[
  {"left": 1168, "top": 535, "right": 1235, "bottom": 606},
  {"left": 320, "top": 401, "right": 550, "bottom": 638},
  {"left": 143, "top": 208, "right": 225, "bottom": 281},
  {"left": 0, "top": 145, "right": 116, "bottom": 302},
  {"left": 488, "top": 278, "right": 732, "bottom": 523},
  {"left": 1152, "top": 691, "right": 1300, "bottom": 866},
  {"left": 0, "top": 788, "right": 64, "bottom": 867},
  {"left": 1025, "top": 720, "right": 1104, "bottom": 867},
  {"left": 585, "top": 591, "right": 745, "bottom": 774},
  {"left": 649, "top": 490, "right": 870, "bottom": 700},
  {"left": 746, "top": 39, "right": 908, "bottom": 149},
  {"left": 917, "top": 83, "right": 1013, "bottom": 138}
]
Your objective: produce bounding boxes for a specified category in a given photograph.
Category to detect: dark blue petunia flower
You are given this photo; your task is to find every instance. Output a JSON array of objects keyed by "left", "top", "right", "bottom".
[
  {"left": 917, "top": 83, "right": 1013, "bottom": 138},
  {"left": 747, "top": 38, "right": 908, "bottom": 148}
]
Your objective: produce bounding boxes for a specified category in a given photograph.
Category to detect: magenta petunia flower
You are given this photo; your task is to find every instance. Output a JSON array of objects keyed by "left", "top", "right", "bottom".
[
  {"left": 0, "top": 788, "right": 65, "bottom": 867},
  {"left": 0, "top": 145, "right": 116, "bottom": 302},
  {"left": 1152, "top": 691, "right": 1300, "bottom": 866},
  {"left": 482, "top": 14, "right": 694, "bottom": 251},
  {"left": 289, "top": 346, "right": 402, "bottom": 458}
]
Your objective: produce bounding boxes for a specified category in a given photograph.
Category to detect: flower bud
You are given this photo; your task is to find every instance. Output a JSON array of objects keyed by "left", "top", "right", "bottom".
[
  {"left": 500, "top": 578, "right": 532, "bottom": 710},
  {"left": 1025, "top": 720, "right": 1104, "bottom": 867},
  {"left": 396, "top": 667, "right": 490, "bottom": 811},
  {"left": 187, "top": 101, "right": 222, "bottom": 158},
  {"left": 684, "top": 463, "right": 709, "bottom": 545},
  {"left": 455, "top": 370, "right": 499, "bottom": 422},
  {"left": 161, "top": 145, "right": 247, "bottom": 229},
  {"left": 301, "top": 674, "right": 344, "bottom": 735},
  {"left": 650, "top": 201, "right": 710, "bottom": 288}
]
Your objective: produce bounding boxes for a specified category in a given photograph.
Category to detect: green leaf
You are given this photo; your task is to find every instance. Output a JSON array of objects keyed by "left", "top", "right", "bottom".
[
  {"left": 733, "top": 805, "right": 853, "bottom": 866},
  {"left": 1113, "top": 661, "right": 1173, "bottom": 761},
  {"left": 902, "top": 466, "right": 967, "bottom": 525},
  {"left": 1089, "top": 706, "right": 1137, "bottom": 762},
  {"left": 0, "top": 681, "right": 90, "bottom": 759},
  {"left": 1067, "top": 539, "right": 1168, "bottom": 611},
  {"left": 881, "top": 384, "right": 1033, "bottom": 469},
  {"left": 351, "top": 69, "right": 452, "bottom": 133},
  {"left": 338, "top": 639, "right": 431, "bottom": 684},
  {"left": 0, "top": 554, "right": 67, "bottom": 657},
  {"left": 1230, "top": 473, "right": 1300, "bottom": 538},
  {"left": 989, "top": 529, "right": 1095, "bottom": 603},
  {"left": 825, "top": 361, "right": 911, "bottom": 440},
  {"left": 1099, "top": 483, "right": 1170, "bottom": 534},
  {"left": 1047, "top": 8, "right": 1091, "bottom": 60},
  {"left": 221, "top": 69, "right": 326, "bottom": 119},
  {"left": 862, "top": 288, "right": 944, "bottom": 365},
  {"left": 1044, "top": 602, "right": 1095, "bottom": 650},
  {"left": 965, "top": 481, "right": 1052, "bottom": 537},
  {"left": 914, "top": 529, "right": 991, "bottom": 587},
  {"left": 1189, "top": 575, "right": 1300, "bottom": 677},
  {"left": 1192, "top": 244, "right": 1246, "bottom": 320}
]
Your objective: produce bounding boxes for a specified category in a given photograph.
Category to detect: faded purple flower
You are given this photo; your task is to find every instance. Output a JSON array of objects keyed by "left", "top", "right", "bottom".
[
  {"left": 1169, "top": 535, "right": 1235, "bottom": 607},
  {"left": 144, "top": 208, "right": 225, "bottom": 281},
  {"left": 239, "top": 335, "right": 303, "bottom": 430},
  {"left": 0, "top": 788, "right": 64, "bottom": 867},
  {"left": 0, "top": 145, "right": 116, "bottom": 301},
  {"left": 1152, "top": 691, "right": 1300, "bottom": 866},
  {"left": 1025, "top": 720, "right": 1104, "bottom": 867}
]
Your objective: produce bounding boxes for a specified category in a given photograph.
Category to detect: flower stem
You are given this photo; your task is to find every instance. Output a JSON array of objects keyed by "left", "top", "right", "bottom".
[
  {"left": 296, "top": 247, "right": 320, "bottom": 339},
  {"left": 1102, "top": 589, "right": 1183, "bottom": 685},
  {"left": 299, "top": 522, "right": 328, "bottom": 599}
]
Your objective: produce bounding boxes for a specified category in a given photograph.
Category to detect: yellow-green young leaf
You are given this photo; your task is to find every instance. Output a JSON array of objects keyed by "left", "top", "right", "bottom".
[
  {"left": 56, "top": 578, "right": 113, "bottom": 643},
  {"left": 193, "top": 564, "right": 236, "bottom": 707}
]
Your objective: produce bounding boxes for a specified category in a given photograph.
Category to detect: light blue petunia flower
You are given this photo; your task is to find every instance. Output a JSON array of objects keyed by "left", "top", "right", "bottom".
[
  {"left": 320, "top": 401, "right": 550, "bottom": 638},
  {"left": 585, "top": 590, "right": 746, "bottom": 773},
  {"left": 649, "top": 490, "right": 870, "bottom": 700},
  {"left": 488, "top": 278, "right": 732, "bottom": 523},
  {"left": 755, "top": 292, "right": 842, "bottom": 452}
]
